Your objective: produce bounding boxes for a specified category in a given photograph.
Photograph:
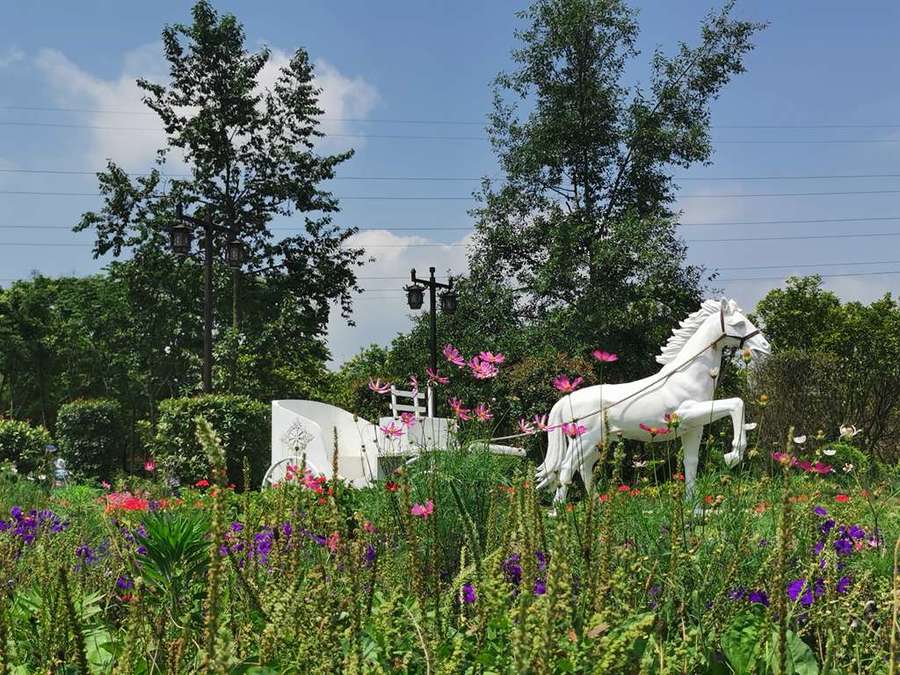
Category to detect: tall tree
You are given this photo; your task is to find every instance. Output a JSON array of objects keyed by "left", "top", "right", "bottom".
[
  {"left": 77, "top": 1, "right": 364, "bottom": 387},
  {"left": 469, "top": 0, "right": 763, "bottom": 374}
]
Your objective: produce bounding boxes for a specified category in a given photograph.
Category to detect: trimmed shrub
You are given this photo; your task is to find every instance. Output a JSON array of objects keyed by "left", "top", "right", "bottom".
[
  {"left": 56, "top": 398, "right": 125, "bottom": 480},
  {"left": 154, "top": 395, "right": 269, "bottom": 490},
  {"left": 0, "top": 418, "right": 53, "bottom": 474}
]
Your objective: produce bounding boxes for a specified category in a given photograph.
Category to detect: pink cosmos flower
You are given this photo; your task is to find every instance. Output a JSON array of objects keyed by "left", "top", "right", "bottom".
[
  {"left": 518, "top": 419, "right": 536, "bottom": 435},
  {"left": 811, "top": 462, "right": 833, "bottom": 475},
  {"left": 380, "top": 421, "right": 405, "bottom": 439},
  {"left": 399, "top": 412, "right": 417, "bottom": 429},
  {"left": 408, "top": 375, "right": 419, "bottom": 398},
  {"left": 426, "top": 367, "right": 449, "bottom": 385},
  {"left": 326, "top": 531, "right": 341, "bottom": 553},
  {"left": 468, "top": 357, "right": 499, "bottom": 380},
  {"left": 532, "top": 414, "right": 553, "bottom": 431},
  {"left": 101, "top": 481, "right": 111, "bottom": 490},
  {"left": 448, "top": 397, "right": 471, "bottom": 421},
  {"left": 443, "top": 344, "right": 466, "bottom": 367},
  {"left": 639, "top": 423, "right": 670, "bottom": 437},
  {"left": 553, "top": 375, "right": 584, "bottom": 393},
  {"left": 562, "top": 422, "right": 587, "bottom": 438},
  {"left": 479, "top": 351, "right": 506, "bottom": 365},
  {"left": 363, "top": 521, "right": 376, "bottom": 533},
  {"left": 144, "top": 459, "right": 156, "bottom": 472},
  {"left": 474, "top": 403, "right": 493, "bottom": 422},
  {"left": 410, "top": 500, "right": 434, "bottom": 518},
  {"left": 592, "top": 349, "right": 619, "bottom": 363},
  {"left": 302, "top": 470, "right": 326, "bottom": 493},
  {"left": 368, "top": 378, "right": 391, "bottom": 395}
]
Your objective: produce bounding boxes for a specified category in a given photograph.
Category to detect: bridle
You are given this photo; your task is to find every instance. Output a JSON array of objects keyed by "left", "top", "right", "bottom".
[{"left": 718, "top": 305, "right": 761, "bottom": 349}]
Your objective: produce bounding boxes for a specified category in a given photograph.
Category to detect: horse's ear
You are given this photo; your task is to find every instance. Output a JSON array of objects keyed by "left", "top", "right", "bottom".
[
  {"left": 727, "top": 299, "right": 738, "bottom": 314},
  {"left": 720, "top": 297, "right": 729, "bottom": 314}
]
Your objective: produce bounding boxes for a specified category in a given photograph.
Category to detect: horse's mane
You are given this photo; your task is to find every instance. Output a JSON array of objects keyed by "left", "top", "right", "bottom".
[{"left": 655, "top": 299, "right": 721, "bottom": 365}]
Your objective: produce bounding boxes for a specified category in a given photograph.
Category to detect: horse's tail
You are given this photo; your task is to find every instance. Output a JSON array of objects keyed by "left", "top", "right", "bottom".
[{"left": 536, "top": 400, "right": 566, "bottom": 489}]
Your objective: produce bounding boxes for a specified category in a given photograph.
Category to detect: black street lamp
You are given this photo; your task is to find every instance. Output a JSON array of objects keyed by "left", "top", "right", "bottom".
[
  {"left": 169, "top": 202, "right": 242, "bottom": 393},
  {"left": 407, "top": 267, "right": 456, "bottom": 374}
]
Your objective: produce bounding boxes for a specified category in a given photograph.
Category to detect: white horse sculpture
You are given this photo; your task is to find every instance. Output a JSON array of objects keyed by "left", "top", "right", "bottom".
[{"left": 536, "top": 298, "right": 770, "bottom": 502}]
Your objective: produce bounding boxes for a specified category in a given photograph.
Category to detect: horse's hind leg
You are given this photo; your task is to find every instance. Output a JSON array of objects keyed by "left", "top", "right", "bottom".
[{"left": 679, "top": 427, "right": 703, "bottom": 503}]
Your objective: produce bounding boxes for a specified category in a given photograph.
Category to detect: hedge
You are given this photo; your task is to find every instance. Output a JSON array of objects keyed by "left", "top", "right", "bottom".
[
  {"left": 56, "top": 398, "right": 125, "bottom": 480},
  {"left": 0, "top": 419, "right": 53, "bottom": 474},
  {"left": 154, "top": 395, "right": 269, "bottom": 490}
]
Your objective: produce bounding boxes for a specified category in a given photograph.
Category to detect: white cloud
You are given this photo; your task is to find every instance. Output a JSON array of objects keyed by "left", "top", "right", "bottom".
[
  {"left": 35, "top": 45, "right": 169, "bottom": 169},
  {"left": 36, "top": 44, "right": 377, "bottom": 168},
  {"left": 0, "top": 47, "right": 24, "bottom": 68},
  {"left": 326, "top": 230, "right": 472, "bottom": 366},
  {"left": 256, "top": 49, "right": 378, "bottom": 150}
]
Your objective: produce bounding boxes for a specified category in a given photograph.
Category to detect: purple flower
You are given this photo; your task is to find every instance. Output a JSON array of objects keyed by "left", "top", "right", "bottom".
[
  {"left": 820, "top": 519, "right": 835, "bottom": 535},
  {"left": 813, "top": 506, "right": 827, "bottom": 517},
  {"left": 748, "top": 590, "right": 769, "bottom": 606},
  {"left": 462, "top": 582, "right": 477, "bottom": 604},
  {"left": 281, "top": 522, "right": 293, "bottom": 538},
  {"left": 230, "top": 522, "right": 243, "bottom": 532},
  {"left": 136, "top": 545, "right": 148, "bottom": 556},
  {"left": 116, "top": 576, "right": 133, "bottom": 590},
  {"left": 787, "top": 579, "right": 805, "bottom": 603},
  {"left": 848, "top": 525, "right": 865, "bottom": 540},
  {"left": 727, "top": 587, "right": 746, "bottom": 601},
  {"left": 813, "top": 540, "right": 825, "bottom": 556},
  {"left": 533, "top": 579, "right": 546, "bottom": 596},
  {"left": 834, "top": 538, "right": 853, "bottom": 556},
  {"left": 535, "top": 550, "right": 547, "bottom": 572},
  {"left": 502, "top": 553, "right": 522, "bottom": 586},
  {"left": 836, "top": 576, "right": 851, "bottom": 594},
  {"left": 364, "top": 544, "right": 377, "bottom": 565},
  {"left": 10, "top": 506, "right": 22, "bottom": 520}
]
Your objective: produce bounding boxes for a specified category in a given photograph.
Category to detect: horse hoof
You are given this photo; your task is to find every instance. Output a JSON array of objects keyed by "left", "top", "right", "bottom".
[{"left": 723, "top": 450, "right": 741, "bottom": 468}]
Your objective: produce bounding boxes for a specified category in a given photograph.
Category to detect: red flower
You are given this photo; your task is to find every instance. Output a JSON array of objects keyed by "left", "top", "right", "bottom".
[
  {"left": 674, "top": 472, "right": 684, "bottom": 481},
  {"left": 195, "top": 479, "right": 210, "bottom": 488},
  {"left": 835, "top": 494, "right": 850, "bottom": 503},
  {"left": 598, "top": 493, "right": 610, "bottom": 503},
  {"left": 385, "top": 481, "right": 399, "bottom": 492},
  {"left": 629, "top": 488, "right": 641, "bottom": 497},
  {"left": 704, "top": 495, "right": 714, "bottom": 505},
  {"left": 617, "top": 484, "right": 630, "bottom": 493}
]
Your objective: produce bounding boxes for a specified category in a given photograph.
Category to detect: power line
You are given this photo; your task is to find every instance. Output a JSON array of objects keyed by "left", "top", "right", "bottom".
[
  {"left": 9, "top": 166, "right": 900, "bottom": 183},
  {"left": 8, "top": 167, "right": 900, "bottom": 184},
  {"left": 6, "top": 105, "right": 900, "bottom": 131},
  {"left": 4, "top": 231, "right": 900, "bottom": 249},
  {"left": 6, "top": 188, "right": 900, "bottom": 200},
  {"left": 6, "top": 119, "right": 900, "bottom": 145}
]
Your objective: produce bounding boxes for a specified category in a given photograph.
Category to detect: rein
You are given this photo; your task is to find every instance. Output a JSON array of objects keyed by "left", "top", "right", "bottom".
[{"left": 478, "top": 314, "right": 758, "bottom": 445}]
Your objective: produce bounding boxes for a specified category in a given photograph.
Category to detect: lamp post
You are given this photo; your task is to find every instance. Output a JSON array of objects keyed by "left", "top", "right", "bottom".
[
  {"left": 406, "top": 267, "right": 457, "bottom": 374},
  {"left": 169, "top": 203, "right": 244, "bottom": 393}
]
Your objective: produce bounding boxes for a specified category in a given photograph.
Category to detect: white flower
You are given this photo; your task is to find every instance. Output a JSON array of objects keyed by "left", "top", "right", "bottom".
[
  {"left": 708, "top": 367, "right": 720, "bottom": 378},
  {"left": 38, "top": 474, "right": 46, "bottom": 481},
  {"left": 822, "top": 447, "right": 837, "bottom": 456},
  {"left": 632, "top": 459, "right": 648, "bottom": 468},
  {"left": 842, "top": 463, "right": 854, "bottom": 473},
  {"left": 839, "top": 424, "right": 861, "bottom": 440},
  {"left": 793, "top": 435, "right": 807, "bottom": 445},
  {"left": 744, "top": 422, "right": 758, "bottom": 431},
  {"left": 164, "top": 345, "right": 172, "bottom": 355}
]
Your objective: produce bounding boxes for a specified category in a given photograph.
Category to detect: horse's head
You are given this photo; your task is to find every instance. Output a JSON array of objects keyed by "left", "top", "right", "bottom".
[{"left": 719, "top": 298, "right": 771, "bottom": 356}]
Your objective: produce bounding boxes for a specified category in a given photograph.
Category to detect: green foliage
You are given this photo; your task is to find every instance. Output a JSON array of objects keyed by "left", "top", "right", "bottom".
[
  {"left": 820, "top": 441, "right": 869, "bottom": 474},
  {"left": 154, "top": 394, "right": 269, "bottom": 488},
  {"left": 55, "top": 398, "right": 125, "bottom": 480},
  {"left": 0, "top": 418, "right": 51, "bottom": 474},
  {"left": 135, "top": 509, "right": 211, "bottom": 617},
  {"left": 753, "top": 276, "right": 900, "bottom": 461}
]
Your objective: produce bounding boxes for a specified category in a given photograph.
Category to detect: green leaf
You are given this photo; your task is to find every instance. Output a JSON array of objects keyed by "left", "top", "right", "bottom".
[{"left": 721, "top": 611, "right": 766, "bottom": 675}]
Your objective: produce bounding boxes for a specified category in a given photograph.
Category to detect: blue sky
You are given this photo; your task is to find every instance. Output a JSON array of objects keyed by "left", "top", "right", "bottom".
[{"left": 2, "top": 1, "right": 900, "bottom": 364}]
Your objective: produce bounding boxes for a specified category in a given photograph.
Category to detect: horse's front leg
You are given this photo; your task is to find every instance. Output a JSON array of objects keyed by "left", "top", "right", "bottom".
[
  {"left": 678, "top": 427, "right": 703, "bottom": 502},
  {"left": 674, "top": 397, "right": 747, "bottom": 468}
]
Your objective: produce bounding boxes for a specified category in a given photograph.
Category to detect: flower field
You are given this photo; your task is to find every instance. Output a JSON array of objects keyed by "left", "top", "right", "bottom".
[{"left": 0, "top": 418, "right": 895, "bottom": 673}]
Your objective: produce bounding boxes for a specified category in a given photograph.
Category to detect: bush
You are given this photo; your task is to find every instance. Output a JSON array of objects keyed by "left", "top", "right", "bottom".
[
  {"left": 819, "top": 441, "right": 869, "bottom": 475},
  {"left": 154, "top": 395, "right": 269, "bottom": 490},
  {"left": 56, "top": 398, "right": 125, "bottom": 480},
  {"left": 0, "top": 418, "right": 52, "bottom": 474}
]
